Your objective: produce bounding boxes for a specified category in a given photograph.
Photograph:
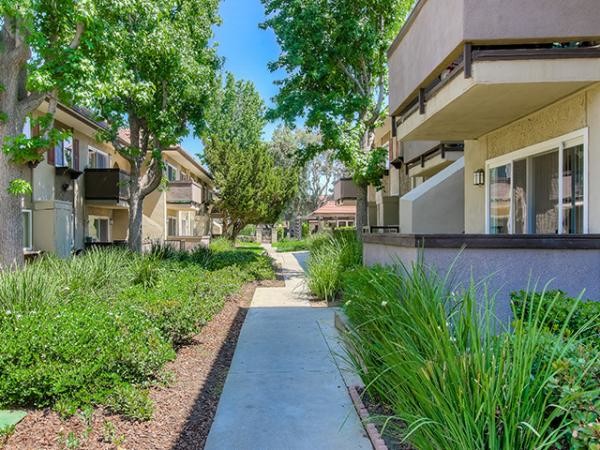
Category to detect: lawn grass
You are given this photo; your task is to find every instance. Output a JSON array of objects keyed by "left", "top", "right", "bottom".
[
  {"left": 0, "top": 244, "right": 274, "bottom": 420},
  {"left": 271, "top": 238, "right": 311, "bottom": 253}
]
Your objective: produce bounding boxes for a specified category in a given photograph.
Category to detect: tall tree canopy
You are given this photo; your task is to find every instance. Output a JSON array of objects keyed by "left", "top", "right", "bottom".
[
  {"left": 270, "top": 125, "right": 344, "bottom": 218},
  {"left": 261, "top": 0, "right": 414, "bottom": 236},
  {"left": 0, "top": 0, "right": 111, "bottom": 267},
  {"left": 92, "top": 0, "right": 220, "bottom": 252},
  {"left": 201, "top": 74, "right": 298, "bottom": 241}
]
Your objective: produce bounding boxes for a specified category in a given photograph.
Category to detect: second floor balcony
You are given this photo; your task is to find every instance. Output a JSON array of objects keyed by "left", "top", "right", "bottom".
[
  {"left": 84, "top": 168, "right": 129, "bottom": 205},
  {"left": 334, "top": 178, "right": 360, "bottom": 203},
  {"left": 389, "top": 0, "right": 600, "bottom": 141},
  {"left": 166, "top": 180, "right": 205, "bottom": 209}
]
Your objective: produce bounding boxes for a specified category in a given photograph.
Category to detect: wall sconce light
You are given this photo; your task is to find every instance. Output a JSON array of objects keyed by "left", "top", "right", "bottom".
[{"left": 473, "top": 169, "right": 485, "bottom": 186}]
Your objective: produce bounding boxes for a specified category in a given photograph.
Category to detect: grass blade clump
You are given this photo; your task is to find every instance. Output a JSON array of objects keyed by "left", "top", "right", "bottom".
[
  {"left": 306, "top": 231, "right": 361, "bottom": 301},
  {"left": 342, "top": 263, "right": 599, "bottom": 449}
]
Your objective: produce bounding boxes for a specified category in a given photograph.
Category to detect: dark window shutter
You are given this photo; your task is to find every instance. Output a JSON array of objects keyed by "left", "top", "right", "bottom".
[
  {"left": 73, "top": 139, "right": 80, "bottom": 170},
  {"left": 32, "top": 123, "right": 40, "bottom": 137},
  {"left": 47, "top": 145, "right": 55, "bottom": 166}
]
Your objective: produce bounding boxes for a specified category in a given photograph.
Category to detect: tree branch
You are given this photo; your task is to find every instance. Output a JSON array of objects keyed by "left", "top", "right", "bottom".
[
  {"left": 337, "top": 61, "right": 367, "bottom": 97},
  {"left": 69, "top": 22, "right": 85, "bottom": 49},
  {"left": 140, "top": 158, "right": 163, "bottom": 197}
]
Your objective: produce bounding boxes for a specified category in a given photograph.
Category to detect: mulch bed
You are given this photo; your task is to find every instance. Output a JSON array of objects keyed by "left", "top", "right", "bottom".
[
  {"left": 2, "top": 282, "right": 258, "bottom": 450},
  {"left": 354, "top": 387, "right": 414, "bottom": 450}
]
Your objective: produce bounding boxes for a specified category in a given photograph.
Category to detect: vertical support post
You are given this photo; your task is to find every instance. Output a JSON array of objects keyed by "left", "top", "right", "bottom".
[
  {"left": 418, "top": 88, "right": 426, "bottom": 114},
  {"left": 464, "top": 42, "right": 473, "bottom": 78}
]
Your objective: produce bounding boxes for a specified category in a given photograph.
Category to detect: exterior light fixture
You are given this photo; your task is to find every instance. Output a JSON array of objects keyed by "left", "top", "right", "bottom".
[{"left": 473, "top": 169, "right": 485, "bottom": 186}]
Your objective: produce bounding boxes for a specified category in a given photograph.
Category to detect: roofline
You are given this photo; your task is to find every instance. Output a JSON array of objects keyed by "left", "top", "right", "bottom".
[
  {"left": 164, "top": 146, "right": 213, "bottom": 181},
  {"left": 387, "top": 0, "right": 425, "bottom": 57}
]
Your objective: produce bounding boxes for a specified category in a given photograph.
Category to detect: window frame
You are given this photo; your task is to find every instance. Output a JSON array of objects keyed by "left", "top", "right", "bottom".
[
  {"left": 166, "top": 163, "right": 179, "bottom": 182},
  {"left": 22, "top": 209, "right": 33, "bottom": 250},
  {"left": 87, "top": 215, "right": 111, "bottom": 242},
  {"left": 88, "top": 146, "right": 110, "bottom": 169},
  {"left": 485, "top": 128, "right": 588, "bottom": 235}
]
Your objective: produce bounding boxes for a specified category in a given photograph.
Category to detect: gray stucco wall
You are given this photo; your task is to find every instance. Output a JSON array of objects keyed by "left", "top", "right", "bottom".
[
  {"left": 364, "top": 242, "right": 600, "bottom": 323},
  {"left": 400, "top": 158, "right": 464, "bottom": 233}
]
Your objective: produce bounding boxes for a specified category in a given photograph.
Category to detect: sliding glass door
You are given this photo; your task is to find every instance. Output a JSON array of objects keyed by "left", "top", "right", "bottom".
[{"left": 487, "top": 131, "right": 586, "bottom": 235}]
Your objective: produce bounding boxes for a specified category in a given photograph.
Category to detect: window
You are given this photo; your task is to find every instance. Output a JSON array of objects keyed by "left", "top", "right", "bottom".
[
  {"left": 167, "top": 216, "right": 178, "bottom": 236},
  {"left": 88, "top": 147, "right": 109, "bottom": 169},
  {"left": 22, "top": 210, "right": 32, "bottom": 250},
  {"left": 55, "top": 136, "right": 73, "bottom": 168},
  {"left": 179, "top": 211, "right": 196, "bottom": 236},
  {"left": 88, "top": 216, "right": 110, "bottom": 242},
  {"left": 23, "top": 117, "right": 32, "bottom": 139},
  {"left": 166, "top": 164, "right": 178, "bottom": 182},
  {"left": 486, "top": 130, "right": 587, "bottom": 235}
]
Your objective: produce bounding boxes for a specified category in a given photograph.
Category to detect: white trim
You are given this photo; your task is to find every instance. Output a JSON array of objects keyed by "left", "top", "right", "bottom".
[
  {"left": 88, "top": 215, "right": 111, "bottom": 242},
  {"left": 22, "top": 209, "right": 33, "bottom": 251},
  {"left": 166, "top": 163, "right": 179, "bottom": 182},
  {"left": 557, "top": 142, "right": 564, "bottom": 235},
  {"left": 583, "top": 131, "right": 589, "bottom": 233},
  {"left": 484, "top": 128, "right": 589, "bottom": 235},
  {"left": 88, "top": 146, "right": 110, "bottom": 169}
]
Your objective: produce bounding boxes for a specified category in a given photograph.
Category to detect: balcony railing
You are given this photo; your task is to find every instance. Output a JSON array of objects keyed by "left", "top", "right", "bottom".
[
  {"left": 388, "top": 0, "right": 600, "bottom": 116},
  {"left": 166, "top": 180, "right": 205, "bottom": 206},
  {"left": 85, "top": 168, "right": 129, "bottom": 202}
]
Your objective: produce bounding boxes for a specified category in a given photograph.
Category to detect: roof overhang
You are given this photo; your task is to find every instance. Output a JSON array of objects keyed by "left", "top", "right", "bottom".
[{"left": 397, "top": 58, "right": 600, "bottom": 141}]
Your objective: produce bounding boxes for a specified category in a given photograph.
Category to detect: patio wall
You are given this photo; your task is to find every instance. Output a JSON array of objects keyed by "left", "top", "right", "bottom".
[{"left": 363, "top": 234, "right": 600, "bottom": 322}]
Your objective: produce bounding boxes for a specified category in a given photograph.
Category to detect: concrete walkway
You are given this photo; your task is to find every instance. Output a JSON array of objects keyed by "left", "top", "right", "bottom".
[{"left": 204, "top": 246, "right": 371, "bottom": 450}]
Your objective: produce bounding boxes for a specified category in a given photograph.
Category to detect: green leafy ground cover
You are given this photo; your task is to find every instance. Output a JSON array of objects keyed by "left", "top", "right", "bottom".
[{"left": 0, "top": 245, "right": 274, "bottom": 420}]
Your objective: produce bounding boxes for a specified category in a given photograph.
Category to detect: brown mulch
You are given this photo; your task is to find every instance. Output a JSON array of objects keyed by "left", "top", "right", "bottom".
[
  {"left": 3, "top": 283, "right": 258, "bottom": 450},
  {"left": 357, "top": 387, "right": 415, "bottom": 450}
]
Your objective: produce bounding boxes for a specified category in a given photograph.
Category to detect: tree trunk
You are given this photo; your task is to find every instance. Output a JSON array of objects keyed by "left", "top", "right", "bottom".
[
  {"left": 355, "top": 183, "right": 368, "bottom": 241},
  {"left": 0, "top": 70, "right": 27, "bottom": 269},
  {"left": 128, "top": 187, "right": 144, "bottom": 253},
  {"left": 0, "top": 138, "right": 25, "bottom": 269}
]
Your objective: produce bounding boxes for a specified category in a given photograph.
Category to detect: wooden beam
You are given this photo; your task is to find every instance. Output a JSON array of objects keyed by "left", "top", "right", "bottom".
[{"left": 464, "top": 43, "right": 473, "bottom": 78}]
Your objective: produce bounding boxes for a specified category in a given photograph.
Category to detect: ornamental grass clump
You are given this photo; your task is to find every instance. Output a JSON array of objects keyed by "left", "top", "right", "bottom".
[
  {"left": 306, "top": 232, "right": 361, "bottom": 301},
  {"left": 342, "top": 264, "right": 599, "bottom": 450}
]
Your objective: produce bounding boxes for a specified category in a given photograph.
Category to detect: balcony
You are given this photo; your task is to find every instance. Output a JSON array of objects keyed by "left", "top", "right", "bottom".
[
  {"left": 334, "top": 178, "right": 360, "bottom": 203},
  {"left": 389, "top": 0, "right": 600, "bottom": 141},
  {"left": 166, "top": 180, "right": 204, "bottom": 209},
  {"left": 85, "top": 169, "right": 129, "bottom": 205}
]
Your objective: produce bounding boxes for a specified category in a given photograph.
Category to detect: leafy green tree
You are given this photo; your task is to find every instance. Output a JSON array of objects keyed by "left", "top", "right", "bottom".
[
  {"left": 93, "top": 0, "right": 220, "bottom": 252},
  {"left": 201, "top": 74, "right": 298, "bottom": 241},
  {"left": 270, "top": 125, "right": 344, "bottom": 218},
  {"left": 261, "top": 0, "right": 414, "bottom": 237},
  {"left": 0, "top": 0, "right": 110, "bottom": 267}
]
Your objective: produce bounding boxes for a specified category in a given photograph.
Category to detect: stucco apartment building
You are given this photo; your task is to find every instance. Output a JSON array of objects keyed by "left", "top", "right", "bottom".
[
  {"left": 364, "top": 0, "right": 600, "bottom": 319},
  {"left": 21, "top": 102, "right": 216, "bottom": 258}
]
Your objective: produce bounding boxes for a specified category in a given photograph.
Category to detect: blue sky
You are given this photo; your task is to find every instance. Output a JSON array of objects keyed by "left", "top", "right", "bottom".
[{"left": 181, "top": 0, "right": 284, "bottom": 155}]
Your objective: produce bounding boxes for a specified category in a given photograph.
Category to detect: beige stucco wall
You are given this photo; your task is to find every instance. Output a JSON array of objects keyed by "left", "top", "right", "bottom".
[
  {"left": 143, "top": 189, "right": 166, "bottom": 242},
  {"left": 465, "top": 84, "right": 600, "bottom": 233}
]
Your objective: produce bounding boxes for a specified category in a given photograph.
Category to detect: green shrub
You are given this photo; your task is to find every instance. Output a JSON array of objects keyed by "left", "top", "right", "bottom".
[
  {"left": 0, "top": 244, "right": 275, "bottom": 420},
  {"left": 307, "top": 232, "right": 361, "bottom": 301},
  {"left": 511, "top": 290, "right": 600, "bottom": 344},
  {"left": 342, "top": 264, "right": 599, "bottom": 450},
  {"left": 209, "top": 237, "right": 234, "bottom": 252}
]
